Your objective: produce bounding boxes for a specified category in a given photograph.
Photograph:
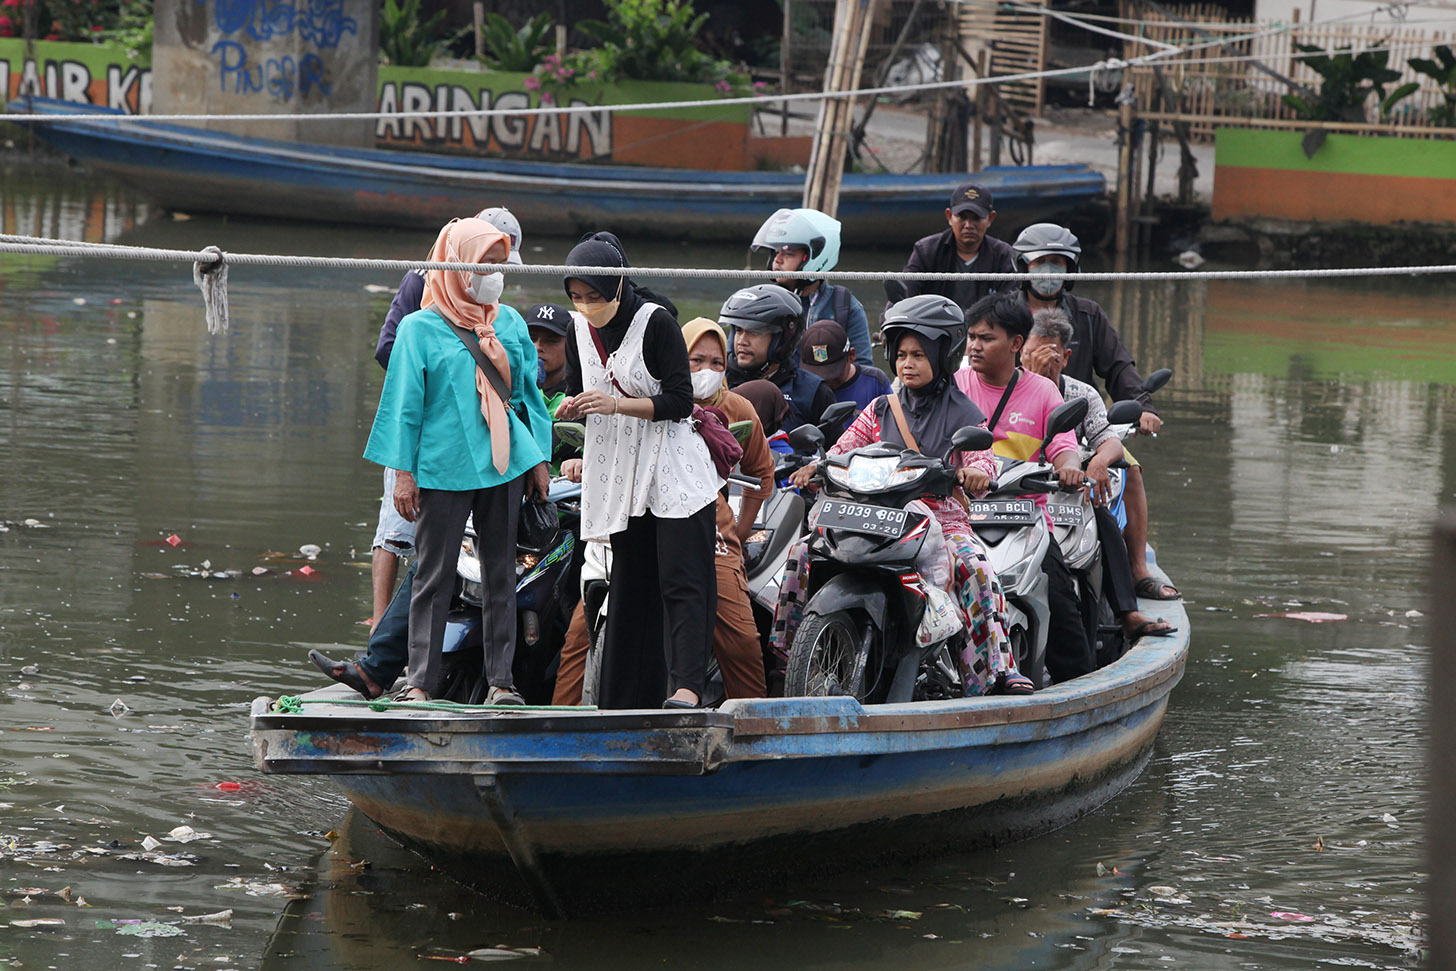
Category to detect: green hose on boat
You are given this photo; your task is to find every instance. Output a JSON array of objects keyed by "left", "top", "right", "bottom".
[{"left": 270, "top": 695, "right": 597, "bottom": 714}]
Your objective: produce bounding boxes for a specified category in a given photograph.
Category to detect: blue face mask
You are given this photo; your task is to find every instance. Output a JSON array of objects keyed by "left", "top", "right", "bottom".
[{"left": 536, "top": 360, "right": 547, "bottom": 388}]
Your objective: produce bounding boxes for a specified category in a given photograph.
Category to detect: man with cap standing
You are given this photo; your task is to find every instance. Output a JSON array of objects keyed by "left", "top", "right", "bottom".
[
  {"left": 890, "top": 182, "right": 1017, "bottom": 315},
  {"left": 800, "top": 319, "right": 892, "bottom": 418}
]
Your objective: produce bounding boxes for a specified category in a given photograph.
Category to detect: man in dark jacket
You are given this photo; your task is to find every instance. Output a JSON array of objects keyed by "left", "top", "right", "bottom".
[{"left": 889, "top": 181, "right": 1018, "bottom": 314}]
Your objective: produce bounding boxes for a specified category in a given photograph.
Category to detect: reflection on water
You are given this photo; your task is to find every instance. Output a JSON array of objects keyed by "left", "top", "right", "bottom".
[{"left": 0, "top": 159, "right": 1442, "bottom": 968}]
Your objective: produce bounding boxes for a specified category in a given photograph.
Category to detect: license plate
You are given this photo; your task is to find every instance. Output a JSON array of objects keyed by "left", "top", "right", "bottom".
[
  {"left": 965, "top": 498, "right": 1036, "bottom": 525},
  {"left": 814, "top": 500, "right": 908, "bottom": 538},
  {"left": 1047, "top": 502, "right": 1085, "bottom": 526}
]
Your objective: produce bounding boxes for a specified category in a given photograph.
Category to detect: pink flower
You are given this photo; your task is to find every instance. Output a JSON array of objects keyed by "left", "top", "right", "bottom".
[
  {"left": 522, "top": 75, "right": 540, "bottom": 90},
  {"left": 540, "top": 91, "right": 555, "bottom": 105},
  {"left": 715, "top": 80, "right": 731, "bottom": 94},
  {"left": 754, "top": 81, "right": 767, "bottom": 90}
]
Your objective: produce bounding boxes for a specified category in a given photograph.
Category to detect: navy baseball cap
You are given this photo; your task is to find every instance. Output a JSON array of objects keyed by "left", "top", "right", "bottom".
[{"left": 949, "top": 182, "right": 993, "bottom": 217}]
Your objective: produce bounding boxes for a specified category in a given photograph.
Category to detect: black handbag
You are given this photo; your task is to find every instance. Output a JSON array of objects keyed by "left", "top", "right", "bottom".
[{"left": 519, "top": 498, "right": 560, "bottom": 554}]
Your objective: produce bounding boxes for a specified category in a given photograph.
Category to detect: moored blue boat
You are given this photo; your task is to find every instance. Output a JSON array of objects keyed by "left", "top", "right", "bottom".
[
  {"left": 7, "top": 97, "right": 1107, "bottom": 243},
  {"left": 249, "top": 584, "right": 1185, "bottom": 917}
]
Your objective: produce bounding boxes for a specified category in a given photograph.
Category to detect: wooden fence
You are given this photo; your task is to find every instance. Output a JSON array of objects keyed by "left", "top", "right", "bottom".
[{"left": 1119, "top": 1, "right": 1456, "bottom": 139}]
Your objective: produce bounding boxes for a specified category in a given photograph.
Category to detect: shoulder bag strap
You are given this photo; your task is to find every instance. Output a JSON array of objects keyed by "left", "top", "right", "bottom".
[
  {"left": 586, "top": 324, "right": 630, "bottom": 396},
  {"left": 447, "top": 320, "right": 511, "bottom": 404},
  {"left": 985, "top": 368, "right": 1020, "bottom": 432},
  {"left": 884, "top": 392, "right": 921, "bottom": 453}
]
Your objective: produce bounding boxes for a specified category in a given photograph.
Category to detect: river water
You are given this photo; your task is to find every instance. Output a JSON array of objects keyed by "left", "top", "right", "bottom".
[{"left": 0, "top": 158, "right": 1442, "bottom": 969}]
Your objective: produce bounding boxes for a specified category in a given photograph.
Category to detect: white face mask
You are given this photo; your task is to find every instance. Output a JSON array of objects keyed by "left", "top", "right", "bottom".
[
  {"left": 691, "top": 367, "right": 725, "bottom": 400},
  {"left": 467, "top": 270, "right": 505, "bottom": 306}
]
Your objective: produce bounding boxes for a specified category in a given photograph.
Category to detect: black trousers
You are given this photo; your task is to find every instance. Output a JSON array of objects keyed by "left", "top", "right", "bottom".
[
  {"left": 1095, "top": 505, "right": 1139, "bottom": 617},
  {"left": 1042, "top": 539, "right": 1094, "bottom": 684},
  {"left": 599, "top": 503, "right": 717, "bottom": 709},
  {"left": 407, "top": 476, "right": 524, "bottom": 696}
]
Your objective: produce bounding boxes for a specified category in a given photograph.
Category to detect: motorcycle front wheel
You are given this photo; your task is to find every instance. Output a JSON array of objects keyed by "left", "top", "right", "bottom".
[{"left": 784, "top": 610, "right": 872, "bottom": 699}]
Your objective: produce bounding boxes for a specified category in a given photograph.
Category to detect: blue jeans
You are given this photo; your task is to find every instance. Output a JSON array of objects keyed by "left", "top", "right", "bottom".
[{"left": 357, "top": 560, "right": 414, "bottom": 689}]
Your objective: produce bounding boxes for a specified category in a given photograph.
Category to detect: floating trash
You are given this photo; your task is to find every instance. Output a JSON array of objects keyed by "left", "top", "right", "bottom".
[
  {"left": 140, "top": 836, "right": 162, "bottom": 851},
  {"left": 110, "top": 699, "right": 130, "bottom": 717},
  {"left": 1254, "top": 611, "right": 1348, "bottom": 623},
  {"left": 465, "top": 946, "right": 547, "bottom": 961},
  {"left": 299, "top": 544, "right": 322, "bottom": 559},
  {"left": 166, "top": 825, "right": 211, "bottom": 843},
  {"left": 9, "top": 918, "right": 66, "bottom": 928},
  {"left": 114, "top": 921, "right": 185, "bottom": 938}
]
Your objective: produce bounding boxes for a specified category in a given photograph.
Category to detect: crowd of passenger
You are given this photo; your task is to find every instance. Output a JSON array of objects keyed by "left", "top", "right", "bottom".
[{"left": 307, "top": 182, "right": 1181, "bottom": 710}]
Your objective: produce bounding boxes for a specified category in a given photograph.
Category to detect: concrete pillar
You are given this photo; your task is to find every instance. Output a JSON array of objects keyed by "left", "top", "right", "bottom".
[{"left": 151, "top": 0, "right": 379, "bottom": 147}]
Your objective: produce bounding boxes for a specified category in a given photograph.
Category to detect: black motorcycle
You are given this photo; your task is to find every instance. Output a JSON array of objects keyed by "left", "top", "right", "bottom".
[{"left": 782, "top": 421, "right": 995, "bottom": 703}]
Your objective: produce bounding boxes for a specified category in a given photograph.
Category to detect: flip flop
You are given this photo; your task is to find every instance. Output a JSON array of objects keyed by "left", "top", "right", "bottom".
[
  {"left": 1127, "top": 619, "right": 1178, "bottom": 643},
  {"left": 1134, "top": 576, "right": 1182, "bottom": 601}
]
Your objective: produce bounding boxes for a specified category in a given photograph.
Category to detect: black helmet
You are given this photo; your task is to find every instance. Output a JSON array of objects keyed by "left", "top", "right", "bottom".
[
  {"left": 1012, "top": 223, "right": 1081, "bottom": 291},
  {"left": 719, "top": 284, "right": 806, "bottom": 377},
  {"left": 882, "top": 294, "right": 967, "bottom": 385}
]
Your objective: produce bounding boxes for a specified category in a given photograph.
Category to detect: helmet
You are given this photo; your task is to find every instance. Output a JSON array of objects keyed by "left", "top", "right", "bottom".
[
  {"left": 882, "top": 294, "right": 967, "bottom": 384},
  {"left": 1012, "top": 223, "right": 1080, "bottom": 284},
  {"left": 476, "top": 206, "right": 524, "bottom": 264},
  {"left": 719, "top": 284, "right": 807, "bottom": 377},
  {"left": 750, "top": 208, "right": 841, "bottom": 291}
]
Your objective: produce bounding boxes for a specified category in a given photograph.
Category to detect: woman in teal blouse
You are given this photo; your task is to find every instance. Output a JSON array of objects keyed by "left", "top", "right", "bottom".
[{"left": 364, "top": 217, "right": 552, "bottom": 704}]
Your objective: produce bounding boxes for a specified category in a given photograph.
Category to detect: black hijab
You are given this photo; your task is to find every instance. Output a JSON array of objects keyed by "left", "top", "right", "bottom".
[{"left": 875, "top": 330, "right": 986, "bottom": 457}]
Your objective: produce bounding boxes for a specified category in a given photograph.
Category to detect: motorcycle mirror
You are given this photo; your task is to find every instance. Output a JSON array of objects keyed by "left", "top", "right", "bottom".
[
  {"left": 818, "top": 400, "right": 856, "bottom": 435},
  {"left": 728, "top": 419, "right": 756, "bottom": 447},
  {"left": 1038, "top": 398, "right": 1089, "bottom": 462},
  {"left": 948, "top": 424, "right": 994, "bottom": 457},
  {"left": 1105, "top": 399, "right": 1143, "bottom": 426},
  {"left": 1141, "top": 368, "right": 1173, "bottom": 395},
  {"left": 788, "top": 423, "right": 826, "bottom": 454},
  {"left": 552, "top": 421, "right": 587, "bottom": 450}
]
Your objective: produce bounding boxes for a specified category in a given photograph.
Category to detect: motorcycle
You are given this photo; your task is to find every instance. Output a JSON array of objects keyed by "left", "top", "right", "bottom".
[
  {"left": 968, "top": 397, "right": 1090, "bottom": 689},
  {"left": 1050, "top": 368, "right": 1173, "bottom": 666},
  {"left": 780, "top": 420, "right": 998, "bottom": 703}
]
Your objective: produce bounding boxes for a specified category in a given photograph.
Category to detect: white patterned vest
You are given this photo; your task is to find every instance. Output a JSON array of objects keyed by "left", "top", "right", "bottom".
[{"left": 573, "top": 302, "right": 719, "bottom": 542}]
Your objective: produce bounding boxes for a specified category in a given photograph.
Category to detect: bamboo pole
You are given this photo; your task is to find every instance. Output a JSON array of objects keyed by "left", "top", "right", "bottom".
[
  {"left": 803, "top": 0, "right": 878, "bottom": 216},
  {"left": 972, "top": 49, "right": 986, "bottom": 171},
  {"left": 780, "top": 0, "right": 792, "bottom": 137},
  {"left": 1115, "top": 94, "right": 1135, "bottom": 258}
]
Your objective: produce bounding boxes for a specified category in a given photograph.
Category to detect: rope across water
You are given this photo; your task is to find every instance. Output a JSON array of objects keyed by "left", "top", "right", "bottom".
[{"left": 3, "top": 232, "right": 1453, "bottom": 333}]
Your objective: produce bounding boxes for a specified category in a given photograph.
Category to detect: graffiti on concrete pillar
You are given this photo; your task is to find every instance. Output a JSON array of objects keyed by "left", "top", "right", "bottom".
[{"left": 203, "top": 0, "right": 356, "bottom": 99}]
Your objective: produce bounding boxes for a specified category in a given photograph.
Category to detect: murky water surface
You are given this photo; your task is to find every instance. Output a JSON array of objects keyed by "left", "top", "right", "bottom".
[{"left": 1, "top": 159, "right": 1443, "bottom": 968}]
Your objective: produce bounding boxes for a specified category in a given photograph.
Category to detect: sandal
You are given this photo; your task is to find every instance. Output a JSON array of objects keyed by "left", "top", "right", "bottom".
[
  {"left": 1000, "top": 673, "right": 1035, "bottom": 696},
  {"left": 1134, "top": 577, "right": 1182, "bottom": 601},
  {"left": 1127, "top": 619, "right": 1178, "bottom": 644},
  {"left": 308, "top": 649, "right": 382, "bottom": 700},
  {"left": 391, "top": 685, "right": 430, "bottom": 703}
]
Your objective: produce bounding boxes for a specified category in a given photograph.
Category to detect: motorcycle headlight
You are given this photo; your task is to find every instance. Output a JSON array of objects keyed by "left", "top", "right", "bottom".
[{"left": 831, "top": 454, "right": 918, "bottom": 492}]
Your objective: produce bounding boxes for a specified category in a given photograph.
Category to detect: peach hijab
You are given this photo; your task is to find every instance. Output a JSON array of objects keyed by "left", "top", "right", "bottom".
[{"left": 421, "top": 217, "right": 513, "bottom": 473}]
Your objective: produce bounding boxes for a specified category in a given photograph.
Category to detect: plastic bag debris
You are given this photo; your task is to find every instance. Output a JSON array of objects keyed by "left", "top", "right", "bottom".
[
  {"left": 1270, "top": 911, "right": 1315, "bottom": 922},
  {"left": 141, "top": 836, "right": 161, "bottom": 852},
  {"left": 166, "top": 534, "right": 184, "bottom": 547},
  {"left": 9, "top": 918, "right": 66, "bottom": 928},
  {"left": 114, "top": 920, "right": 185, "bottom": 938},
  {"left": 1382, "top": 812, "right": 1399, "bottom": 827},
  {"left": 1254, "top": 611, "right": 1347, "bottom": 623},
  {"left": 299, "top": 544, "right": 322, "bottom": 559},
  {"left": 110, "top": 699, "right": 130, "bottom": 717},
  {"left": 466, "top": 946, "right": 546, "bottom": 961},
  {"left": 166, "top": 825, "right": 211, "bottom": 843}
]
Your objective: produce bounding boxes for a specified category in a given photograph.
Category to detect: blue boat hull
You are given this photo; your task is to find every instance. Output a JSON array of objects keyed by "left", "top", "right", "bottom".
[
  {"left": 8, "top": 98, "right": 1107, "bottom": 242},
  {"left": 250, "top": 588, "right": 1185, "bottom": 916}
]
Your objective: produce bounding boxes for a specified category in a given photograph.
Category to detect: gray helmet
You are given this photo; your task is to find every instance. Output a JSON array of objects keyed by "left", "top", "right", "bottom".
[
  {"left": 1012, "top": 223, "right": 1081, "bottom": 281},
  {"left": 719, "top": 284, "right": 807, "bottom": 375},
  {"left": 882, "top": 294, "right": 967, "bottom": 383}
]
